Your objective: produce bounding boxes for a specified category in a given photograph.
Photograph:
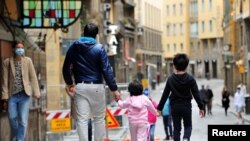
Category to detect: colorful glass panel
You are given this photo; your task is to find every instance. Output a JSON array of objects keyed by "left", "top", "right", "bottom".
[{"left": 21, "top": 0, "right": 83, "bottom": 28}]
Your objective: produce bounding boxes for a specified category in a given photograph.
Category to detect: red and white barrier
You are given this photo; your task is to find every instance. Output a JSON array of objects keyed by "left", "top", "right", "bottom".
[
  {"left": 46, "top": 110, "right": 70, "bottom": 120},
  {"left": 109, "top": 107, "right": 128, "bottom": 116}
]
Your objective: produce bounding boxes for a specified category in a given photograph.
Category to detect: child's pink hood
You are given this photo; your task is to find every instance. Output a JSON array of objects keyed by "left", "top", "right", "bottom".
[{"left": 118, "top": 95, "right": 157, "bottom": 124}]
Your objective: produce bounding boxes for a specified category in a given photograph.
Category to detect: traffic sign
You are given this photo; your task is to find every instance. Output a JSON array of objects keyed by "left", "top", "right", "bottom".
[
  {"left": 106, "top": 108, "right": 120, "bottom": 128},
  {"left": 46, "top": 110, "right": 71, "bottom": 132},
  {"left": 50, "top": 118, "right": 71, "bottom": 132},
  {"left": 141, "top": 79, "right": 148, "bottom": 88}
]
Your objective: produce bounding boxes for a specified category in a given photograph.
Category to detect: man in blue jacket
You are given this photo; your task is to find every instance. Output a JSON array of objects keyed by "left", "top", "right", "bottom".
[{"left": 63, "top": 23, "right": 120, "bottom": 141}]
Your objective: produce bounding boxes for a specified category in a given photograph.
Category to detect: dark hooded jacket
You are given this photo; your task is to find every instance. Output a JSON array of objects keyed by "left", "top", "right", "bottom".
[
  {"left": 62, "top": 37, "right": 117, "bottom": 91},
  {"left": 157, "top": 73, "right": 204, "bottom": 111}
]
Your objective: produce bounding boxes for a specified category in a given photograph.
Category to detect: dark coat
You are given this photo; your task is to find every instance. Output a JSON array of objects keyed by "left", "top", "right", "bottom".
[{"left": 222, "top": 91, "right": 230, "bottom": 108}]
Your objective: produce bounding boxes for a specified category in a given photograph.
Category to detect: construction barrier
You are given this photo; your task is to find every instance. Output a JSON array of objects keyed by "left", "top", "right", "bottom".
[
  {"left": 109, "top": 107, "right": 128, "bottom": 116},
  {"left": 45, "top": 110, "right": 72, "bottom": 141},
  {"left": 46, "top": 110, "right": 70, "bottom": 120}
]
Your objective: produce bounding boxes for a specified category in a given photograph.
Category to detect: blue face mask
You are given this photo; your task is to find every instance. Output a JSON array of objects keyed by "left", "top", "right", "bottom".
[{"left": 15, "top": 48, "right": 25, "bottom": 56}]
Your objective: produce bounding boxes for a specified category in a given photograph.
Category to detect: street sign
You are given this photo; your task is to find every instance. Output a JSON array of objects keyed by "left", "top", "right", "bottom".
[
  {"left": 46, "top": 110, "right": 71, "bottom": 132},
  {"left": 141, "top": 79, "right": 148, "bottom": 88},
  {"left": 50, "top": 118, "right": 71, "bottom": 132},
  {"left": 106, "top": 108, "right": 120, "bottom": 129}
]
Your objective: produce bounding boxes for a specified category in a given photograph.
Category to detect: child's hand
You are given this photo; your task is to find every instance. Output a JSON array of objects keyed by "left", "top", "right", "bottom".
[{"left": 157, "top": 110, "right": 161, "bottom": 117}]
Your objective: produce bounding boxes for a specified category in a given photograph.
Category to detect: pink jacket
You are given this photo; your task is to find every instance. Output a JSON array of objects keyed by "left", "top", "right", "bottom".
[
  {"left": 148, "top": 101, "right": 158, "bottom": 124},
  {"left": 118, "top": 95, "right": 157, "bottom": 124}
]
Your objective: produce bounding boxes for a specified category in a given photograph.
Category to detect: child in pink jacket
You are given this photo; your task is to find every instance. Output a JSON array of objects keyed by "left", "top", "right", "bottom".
[{"left": 118, "top": 80, "right": 158, "bottom": 141}]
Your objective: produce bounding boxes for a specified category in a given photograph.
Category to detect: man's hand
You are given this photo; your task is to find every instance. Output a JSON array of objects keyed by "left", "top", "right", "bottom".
[
  {"left": 199, "top": 109, "right": 205, "bottom": 118},
  {"left": 65, "top": 84, "right": 75, "bottom": 97},
  {"left": 113, "top": 90, "right": 121, "bottom": 102}
]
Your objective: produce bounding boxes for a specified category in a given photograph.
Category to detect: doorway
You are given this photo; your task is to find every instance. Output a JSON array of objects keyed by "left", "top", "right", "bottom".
[
  {"left": 204, "top": 60, "right": 210, "bottom": 78},
  {"left": 212, "top": 60, "right": 217, "bottom": 78}
]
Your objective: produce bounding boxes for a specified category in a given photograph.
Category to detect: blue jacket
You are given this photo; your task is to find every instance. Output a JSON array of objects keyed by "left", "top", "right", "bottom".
[
  {"left": 62, "top": 37, "right": 118, "bottom": 91},
  {"left": 162, "top": 98, "right": 171, "bottom": 116}
]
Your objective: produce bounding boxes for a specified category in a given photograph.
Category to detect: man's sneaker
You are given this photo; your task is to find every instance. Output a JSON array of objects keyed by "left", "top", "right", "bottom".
[{"left": 183, "top": 138, "right": 189, "bottom": 141}]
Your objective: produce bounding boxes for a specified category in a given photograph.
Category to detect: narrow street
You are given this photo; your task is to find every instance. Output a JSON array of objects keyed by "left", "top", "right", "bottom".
[
  {"left": 153, "top": 78, "right": 249, "bottom": 141},
  {"left": 63, "top": 78, "right": 250, "bottom": 141}
]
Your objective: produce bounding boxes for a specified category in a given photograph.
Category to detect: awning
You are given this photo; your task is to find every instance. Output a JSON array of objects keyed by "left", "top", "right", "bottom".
[{"left": 146, "top": 63, "right": 157, "bottom": 68}]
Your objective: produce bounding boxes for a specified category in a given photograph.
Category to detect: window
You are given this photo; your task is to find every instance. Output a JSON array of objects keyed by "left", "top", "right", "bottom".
[
  {"left": 167, "top": 44, "right": 170, "bottom": 52},
  {"left": 190, "top": 42, "right": 193, "bottom": 49},
  {"left": 22, "top": 0, "right": 83, "bottom": 28},
  {"left": 180, "top": 43, "right": 184, "bottom": 52},
  {"left": 190, "top": 22, "right": 198, "bottom": 37},
  {"left": 202, "top": 0, "right": 205, "bottom": 12},
  {"left": 190, "top": 1, "right": 198, "bottom": 17},
  {"left": 167, "top": 5, "right": 169, "bottom": 16},
  {"left": 202, "top": 21, "right": 205, "bottom": 32},
  {"left": 209, "top": 20, "right": 213, "bottom": 32},
  {"left": 173, "top": 4, "right": 176, "bottom": 15},
  {"left": 180, "top": 3, "right": 183, "bottom": 15},
  {"left": 173, "top": 24, "right": 176, "bottom": 36},
  {"left": 180, "top": 23, "right": 183, "bottom": 35},
  {"left": 167, "top": 25, "right": 170, "bottom": 36},
  {"left": 209, "top": 0, "right": 213, "bottom": 11}
]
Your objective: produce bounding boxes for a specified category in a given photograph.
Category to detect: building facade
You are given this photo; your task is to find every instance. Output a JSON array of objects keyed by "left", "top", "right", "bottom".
[
  {"left": 197, "top": 0, "right": 224, "bottom": 79},
  {"left": 162, "top": 0, "right": 191, "bottom": 77},
  {"left": 163, "top": 0, "right": 224, "bottom": 79},
  {"left": 134, "top": 0, "right": 163, "bottom": 84},
  {"left": 223, "top": 0, "right": 250, "bottom": 94}
]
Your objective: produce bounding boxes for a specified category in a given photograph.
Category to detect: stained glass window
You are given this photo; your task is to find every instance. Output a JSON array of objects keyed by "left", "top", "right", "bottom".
[{"left": 22, "top": 0, "right": 83, "bottom": 28}]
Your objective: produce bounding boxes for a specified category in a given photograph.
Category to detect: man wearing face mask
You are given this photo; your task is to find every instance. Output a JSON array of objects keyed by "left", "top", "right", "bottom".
[{"left": 1, "top": 41, "right": 40, "bottom": 141}]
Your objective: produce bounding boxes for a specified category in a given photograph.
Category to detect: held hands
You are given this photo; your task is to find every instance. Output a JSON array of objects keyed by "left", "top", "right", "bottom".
[
  {"left": 157, "top": 110, "right": 161, "bottom": 117},
  {"left": 113, "top": 90, "right": 121, "bottom": 102},
  {"left": 65, "top": 84, "right": 75, "bottom": 97}
]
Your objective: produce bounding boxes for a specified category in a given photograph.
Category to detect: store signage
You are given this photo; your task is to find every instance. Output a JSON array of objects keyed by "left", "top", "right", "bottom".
[
  {"left": 103, "top": 3, "right": 118, "bottom": 56},
  {"left": 21, "top": 0, "right": 83, "bottom": 28}
]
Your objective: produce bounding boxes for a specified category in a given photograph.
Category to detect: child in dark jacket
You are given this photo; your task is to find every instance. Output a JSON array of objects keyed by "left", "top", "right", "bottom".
[{"left": 157, "top": 53, "right": 205, "bottom": 141}]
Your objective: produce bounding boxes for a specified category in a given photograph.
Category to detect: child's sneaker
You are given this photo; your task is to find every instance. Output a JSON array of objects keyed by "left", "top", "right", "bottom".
[{"left": 164, "top": 136, "right": 170, "bottom": 140}]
